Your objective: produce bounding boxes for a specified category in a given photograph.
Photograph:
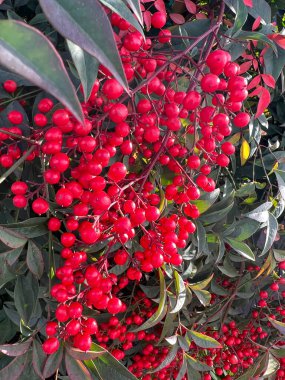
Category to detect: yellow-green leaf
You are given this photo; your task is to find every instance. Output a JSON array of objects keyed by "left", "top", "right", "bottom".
[{"left": 240, "top": 137, "right": 250, "bottom": 166}]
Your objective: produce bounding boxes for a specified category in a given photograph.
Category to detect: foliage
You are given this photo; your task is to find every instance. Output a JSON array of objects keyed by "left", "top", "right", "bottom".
[{"left": 0, "top": 0, "right": 284, "bottom": 379}]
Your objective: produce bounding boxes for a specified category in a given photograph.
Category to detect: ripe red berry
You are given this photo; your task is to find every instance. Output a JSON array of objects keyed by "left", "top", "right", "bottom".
[
  {"left": 55, "top": 188, "right": 73, "bottom": 207},
  {"left": 32, "top": 198, "right": 49, "bottom": 215},
  {"left": 11, "top": 181, "right": 28, "bottom": 195},
  {"left": 73, "top": 333, "right": 92, "bottom": 351},
  {"left": 8, "top": 110, "right": 23, "bottom": 124},
  {"left": 102, "top": 79, "right": 123, "bottom": 100},
  {"left": 13, "top": 195, "right": 27, "bottom": 208},
  {"left": 200, "top": 73, "right": 220, "bottom": 92},
  {"left": 3, "top": 80, "right": 17, "bottom": 93},
  {"left": 151, "top": 12, "right": 167, "bottom": 29},
  {"left": 42, "top": 337, "right": 59, "bottom": 355},
  {"left": 234, "top": 112, "right": 250, "bottom": 128},
  {"left": 46, "top": 321, "right": 58, "bottom": 336},
  {"left": 108, "top": 162, "right": 127, "bottom": 182}
]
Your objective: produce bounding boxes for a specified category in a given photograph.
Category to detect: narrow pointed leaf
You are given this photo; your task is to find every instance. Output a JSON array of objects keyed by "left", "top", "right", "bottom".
[
  {"left": 268, "top": 316, "right": 285, "bottom": 335},
  {"left": 224, "top": 238, "right": 255, "bottom": 261},
  {"left": 0, "top": 352, "right": 29, "bottom": 379},
  {"left": 0, "top": 339, "right": 32, "bottom": 356},
  {"left": 67, "top": 40, "right": 99, "bottom": 102},
  {"left": 261, "top": 212, "right": 278, "bottom": 255},
  {"left": 0, "top": 20, "right": 83, "bottom": 123},
  {"left": 151, "top": 344, "right": 178, "bottom": 373},
  {"left": 0, "top": 226, "right": 27, "bottom": 248},
  {"left": 65, "top": 351, "right": 92, "bottom": 380},
  {"left": 124, "top": 0, "right": 143, "bottom": 24},
  {"left": 39, "top": 0, "right": 128, "bottom": 90},
  {"left": 99, "top": 0, "right": 144, "bottom": 35},
  {"left": 26, "top": 240, "right": 44, "bottom": 279},
  {"left": 170, "top": 271, "right": 186, "bottom": 313},
  {"left": 131, "top": 268, "right": 166, "bottom": 332},
  {"left": 188, "top": 330, "right": 222, "bottom": 349}
]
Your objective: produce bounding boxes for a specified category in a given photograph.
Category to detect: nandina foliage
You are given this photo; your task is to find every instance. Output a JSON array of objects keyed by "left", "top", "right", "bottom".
[{"left": 0, "top": 1, "right": 284, "bottom": 380}]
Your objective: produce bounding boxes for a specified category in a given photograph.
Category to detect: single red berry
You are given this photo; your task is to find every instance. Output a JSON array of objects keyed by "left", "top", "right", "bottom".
[
  {"left": 151, "top": 12, "right": 167, "bottom": 29},
  {"left": 3, "top": 80, "right": 17, "bottom": 93},
  {"left": 42, "top": 337, "right": 60, "bottom": 355},
  {"left": 32, "top": 198, "right": 49, "bottom": 215}
]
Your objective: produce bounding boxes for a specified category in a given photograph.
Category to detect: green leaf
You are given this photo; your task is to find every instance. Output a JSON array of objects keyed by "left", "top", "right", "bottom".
[
  {"left": 192, "top": 189, "right": 220, "bottom": 214},
  {"left": 42, "top": 344, "right": 63, "bottom": 378},
  {"left": 0, "top": 339, "right": 32, "bottom": 356},
  {"left": 231, "top": 0, "right": 248, "bottom": 36},
  {"left": 32, "top": 339, "right": 47, "bottom": 380},
  {"left": 65, "top": 351, "right": 92, "bottom": 380},
  {"left": 67, "top": 40, "right": 99, "bottom": 102},
  {"left": 270, "top": 347, "right": 285, "bottom": 359},
  {"left": 195, "top": 221, "right": 207, "bottom": 254},
  {"left": 199, "top": 202, "right": 234, "bottom": 224},
  {"left": 244, "top": 201, "right": 272, "bottom": 222},
  {"left": 189, "top": 274, "right": 213, "bottom": 291},
  {"left": 4, "top": 218, "right": 48, "bottom": 238},
  {"left": 226, "top": 219, "right": 260, "bottom": 241},
  {"left": 261, "top": 212, "right": 278, "bottom": 255},
  {"left": 132, "top": 268, "right": 167, "bottom": 332},
  {"left": 99, "top": 0, "right": 144, "bottom": 35},
  {"left": 263, "top": 353, "right": 280, "bottom": 377},
  {"left": 185, "top": 353, "right": 212, "bottom": 372},
  {"left": 192, "top": 289, "right": 211, "bottom": 306},
  {"left": 0, "top": 20, "right": 83, "bottom": 123},
  {"left": 273, "top": 249, "right": 285, "bottom": 261},
  {"left": 170, "top": 271, "right": 186, "bottom": 313},
  {"left": 39, "top": 0, "right": 128, "bottom": 90},
  {"left": 151, "top": 344, "right": 179, "bottom": 373},
  {"left": 124, "top": 0, "right": 143, "bottom": 24},
  {"left": 0, "top": 226, "right": 27, "bottom": 248},
  {"left": 0, "top": 352, "right": 29, "bottom": 379},
  {"left": 159, "top": 311, "right": 176, "bottom": 343},
  {"left": 67, "top": 345, "right": 105, "bottom": 361},
  {"left": 188, "top": 331, "right": 222, "bottom": 349},
  {"left": 267, "top": 316, "right": 285, "bottom": 336},
  {"left": 14, "top": 272, "right": 39, "bottom": 325},
  {"left": 237, "top": 31, "right": 277, "bottom": 54},
  {"left": 6, "top": 246, "right": 24, "bottom": 266},
  {"left": 224, "top": 238, "right": 255, "bottom": 261},
  {"left": 264, "top": 45, "right": 285, "bottom": 80},
  {"left": 86, "top": 347, "right": 138, "bottom": 380},
  {"left": 26, "top": 240, "right": 44, "bottom": 279},
  {"left": 275, "top": 171, "right": 285, "bottom": 201}
]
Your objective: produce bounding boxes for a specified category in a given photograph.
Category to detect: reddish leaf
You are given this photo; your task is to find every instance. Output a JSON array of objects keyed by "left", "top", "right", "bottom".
[
  {"left": 243, "top": 0, "right": 253, "bottom": 7},
  {"left": 272, "top": 35, "right": 285, "bottom": 49},
  {"left": 253, "top": 59, "right": 258, "bottom": 70},
  {"left": 255, "top": 87, "right": 271, "bottom": 118},
  {"left": 249, "top": 85, "right": 263, "bottom": 97},
  {"left": 143, "top": 10, "right": 152, "bottom": 31},
  {"left": 252, "top": 16, "right": 261, "bottom": 31},
  {"left": 261, "top": 74, "right": 275, "bottom": 88},
  {"left": 247, "top": 75, "right": 261, "bottom": 91},
  {"left": 239, "top": 61, "right": 252, "bottom": 74},
  {"left": 196, "top": 13, "right": 207, "bottom": 19},
  {"left": 185, "top": 0, "right": 197, "bottom": 14},
  {"left": 154, "top": 0, "right": 166, "bottom": 13},
  {"left": 169, "top": 13, "right": 185, "bottom": 24}
]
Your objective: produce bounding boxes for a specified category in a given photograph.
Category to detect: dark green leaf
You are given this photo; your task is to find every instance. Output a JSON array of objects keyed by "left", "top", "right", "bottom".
[
  {"left": 195, "top": 221, "right": 207, "bottom": 254},
  {"left": 67, "top": 40, "right": 99, "bottom": 102},
  {"left": 237, "top": 31, "right": 277, "bottom": 54},
  {"left": 270, "top": 347, "right": 285, "bottom": 359},
  {"left": 14, "top": 272, "right": 39, "bottom": 324},
  {"left": 159, "top": 311, "right": 176, "bottom": 343},
  {"left": 151, "top": 344, "right": 179, "bottom": 373},
  {"left": 226, "top": 219, "right": 260, "bottom": 241},
  {"left": 39, "top": 0, "right": 127, "bottom": 90},
  {"left": 192, "top": 189, "right": 220, "bottom": 214},
  {"left": 224, "top": 238, "right": 255, "bottom": 261},
  {"left": 26, "top": 240, "right": 44, "bottom": 279},
  {"left": 0, "top": 352, "right": 29, "bottom": 379},
  {"left": 0, "top": 20, "right": 83, "bottom": 122},
  {"left": 65, "top": 351, "right": 92, "bottom": 380},
  {"left": 32, "top": 339, "right": 46, "bottom": 380},
  {"left": 5, "top": 218, "right": 48, "bottom": 238},
  {"left": 199, "top": 202, "right": 234, "bottom": 224},
  {"left": 185, "top": 353, "right": 212, "bottom": 372},
  {"left": 6, "top": 246, "right": 24, "bottom": 266},
  {"left": 0, "top": 339, "right": 31, "bottom": 357},
  {"left": 192, "top": 289, "right": 211, "bottom": 306},
  {"left": 231, "top": 0, "right": 248, "bottom": 36},
  {"left": 99, "top": 0, "right": 143, "bottom": 35},
  {"left": 42, "top": 344, "right": 63, "bottom": 378},
  {"left": 187, "top": 330, "right": 222, "bottom": 349},
  {"left": 67, "top": 345, "right": 105, "bottom": 361},
  {"left": 170, "top": 271, "right": 186, "bottom": 313},
  {"left": 0, "top": 226, "right": 27, "bottom": 248},
  {"left": 261, "top": 212, "right": 278, "bottom": 255},
  {"left": 132, "top": 268, "right": 167, "bottom": 332},
  {"left": 124, "top": 0, "right": 143, "bottom": 24}
]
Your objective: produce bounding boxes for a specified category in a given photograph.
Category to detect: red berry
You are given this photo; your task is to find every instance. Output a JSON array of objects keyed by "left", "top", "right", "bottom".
[
  {"left": 32, "top": 198, "right": 49, "bottom": 215},
  {"left": 73, "top": 333, "right": 92, "bottom": 351},
  {"left": 42, "top": 337, "right": 60, "bottom": 355},
  {"left": 3, "top": 80, "right": 17, "bottom": 93},
  {"left": 151, "top": 12, "right": 167, "bottom": 29},
  {"left": 102, "top": 79, "right": 123, "bottom": 100}
]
